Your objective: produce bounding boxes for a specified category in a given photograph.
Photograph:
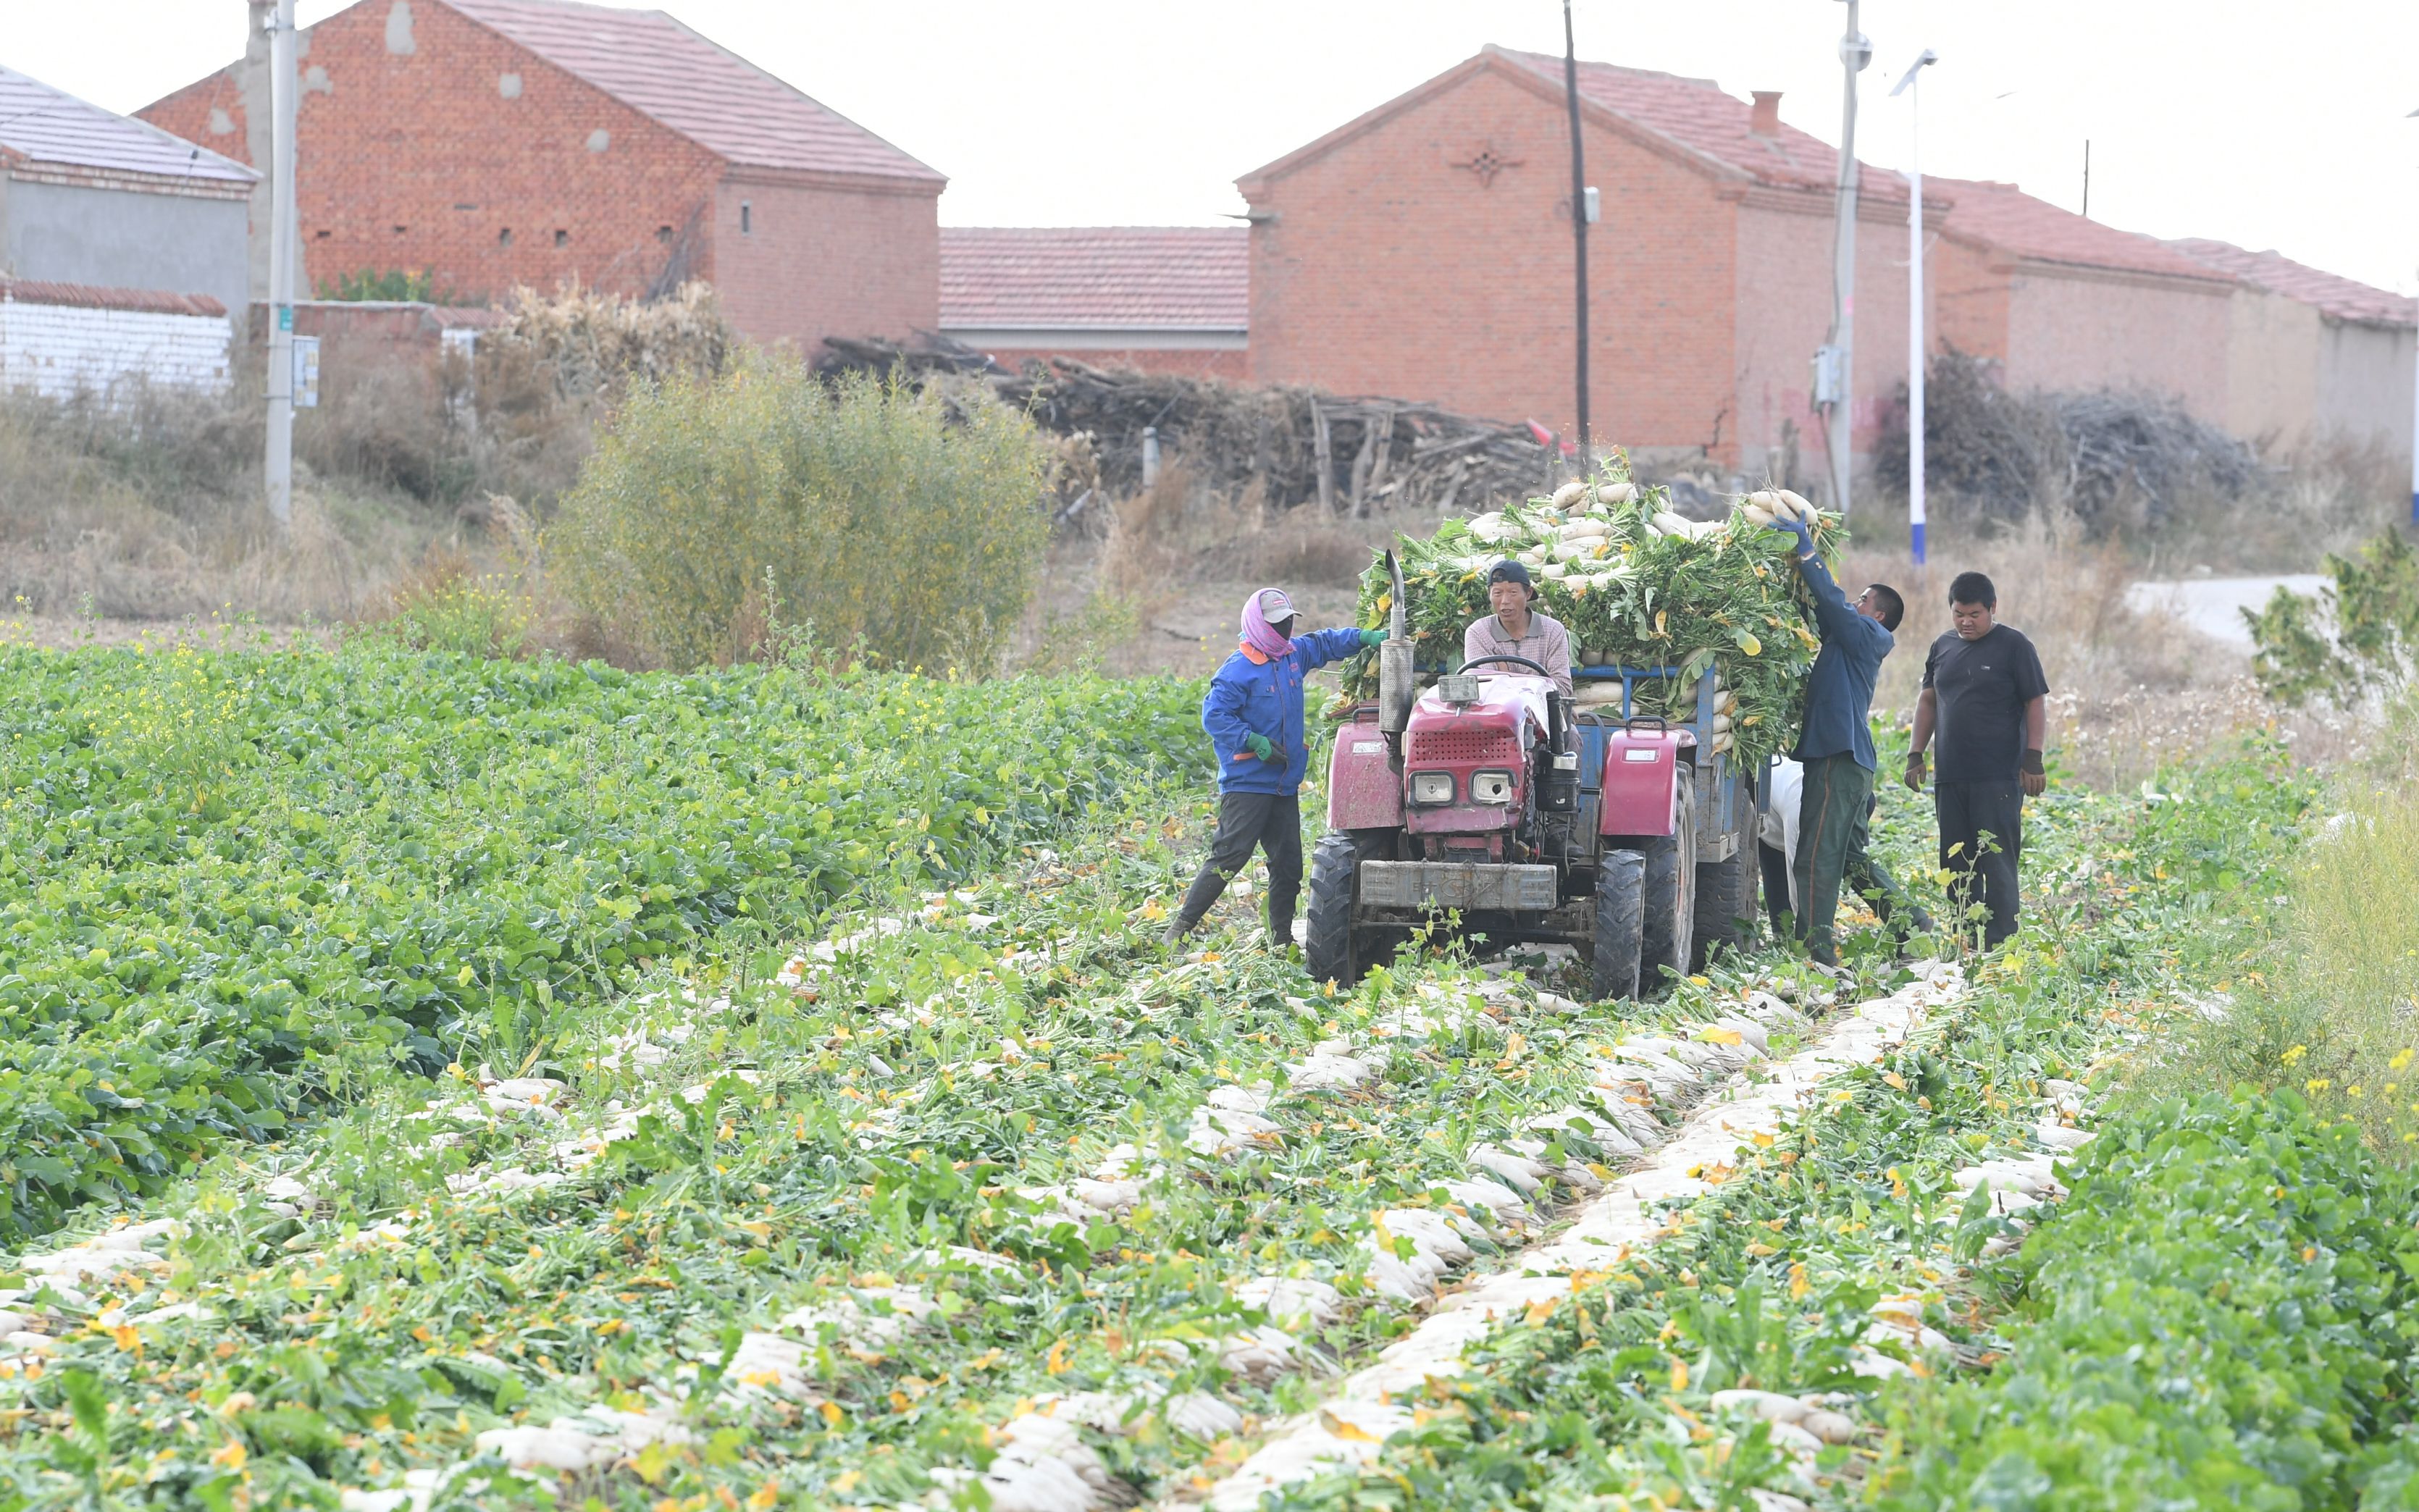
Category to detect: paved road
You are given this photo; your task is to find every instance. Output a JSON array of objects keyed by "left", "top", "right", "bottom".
[{"left": 2124, "top": 574, "right": 2325, "bottom": 650}]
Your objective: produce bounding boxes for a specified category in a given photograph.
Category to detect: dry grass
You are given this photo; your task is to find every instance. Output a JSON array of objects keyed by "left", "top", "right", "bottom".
[{"left": 1837, "top": 509, "right": 2358, "bottom": 787}]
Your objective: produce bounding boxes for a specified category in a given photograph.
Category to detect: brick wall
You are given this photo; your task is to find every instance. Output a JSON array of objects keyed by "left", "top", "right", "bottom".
[
  {"left": 1732, "top": 193, "right": 1916, "bottom": 484},
  {"left": 143, "top": 1, "right": 722, "bottom": 304},
  {"left": 709, "top": 175, "right": 938, "bottom": 356},
  {"left": 1929, "top": 237, "right": 2011, "bottom": 369},
  {"left": 2004, "top": 268, "right": 2230, "bottom": 422},
  {"left": 0, "top": 300, "right": 232, "bottom": 398},
  {"left": 1244, "top": 67, "right": 1740, "bottom": 461}
]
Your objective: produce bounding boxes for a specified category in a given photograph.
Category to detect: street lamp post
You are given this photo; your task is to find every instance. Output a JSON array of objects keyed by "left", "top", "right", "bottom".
[
  {"left": 1821, "top": 1, "right": 1873, "bottom": 515},
  {"left": 1892, "top": 49, "right": 1937, "bottom": 564}
]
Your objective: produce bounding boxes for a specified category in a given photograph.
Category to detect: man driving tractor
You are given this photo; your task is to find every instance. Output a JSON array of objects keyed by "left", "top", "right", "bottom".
[
  {"left": 1162, "top": 588, "right": 1386, "bottom": 949},
  {"left": 1462, "top": 560, "right": 1573, "bottom": 695}
]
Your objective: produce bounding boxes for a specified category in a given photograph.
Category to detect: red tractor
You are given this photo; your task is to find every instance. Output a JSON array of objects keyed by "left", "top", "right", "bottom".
[{"left": 1305, "top": 554, "right": 1757, "bottom": 999}]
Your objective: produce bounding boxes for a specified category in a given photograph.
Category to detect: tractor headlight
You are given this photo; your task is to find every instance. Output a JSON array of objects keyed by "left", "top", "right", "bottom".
[
  {"left": 1471, "top": 770, "right": 1514, "bottom": 804},
  {"left": 1409, "top": 771, "right": 1454, "bottom": 806}
]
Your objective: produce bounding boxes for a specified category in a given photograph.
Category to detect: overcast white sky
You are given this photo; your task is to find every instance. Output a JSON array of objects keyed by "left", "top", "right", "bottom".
[{"left": 12, "top": 0, "right": 2418, "bottom": 295}]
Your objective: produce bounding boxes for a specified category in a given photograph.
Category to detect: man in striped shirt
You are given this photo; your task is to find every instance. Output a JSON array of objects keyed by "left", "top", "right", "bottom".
[{"left": 1462, "top": 560, "right": 1573, "bottom": 695}]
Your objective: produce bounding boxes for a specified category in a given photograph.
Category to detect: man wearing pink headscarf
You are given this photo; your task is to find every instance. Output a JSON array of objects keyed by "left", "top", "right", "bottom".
[{"left": 1164, "top": 587, "right": 1386, "bottom": 948}]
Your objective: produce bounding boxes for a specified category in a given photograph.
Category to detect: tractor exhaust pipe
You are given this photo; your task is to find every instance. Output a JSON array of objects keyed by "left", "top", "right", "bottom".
[{"left": 1378, "top": 549, "right": 1414, "bottom": 735}]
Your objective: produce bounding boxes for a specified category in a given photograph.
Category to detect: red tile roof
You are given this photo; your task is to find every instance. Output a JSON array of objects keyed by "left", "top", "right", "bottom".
[
  {"left": 1490, "top": 46, "right": 1906, "bottom": 200},
  {"left": 1932, "top": 177, "right": 2226, "bottom": 284},
  {"left": 0, "top": 66, "right": 255, "bottom": 185},
  {"left": 940, "top": 228, "right": 1249, "bottom": 330},
  {"left": 443, "top": 0, "right": 942, "bottom": 184},
  {"left": 0, "top": 278, "right": 228, "bottom": 317},
  {"left": 2165, "top": 238, "right": 2415, "bottom": 328}
]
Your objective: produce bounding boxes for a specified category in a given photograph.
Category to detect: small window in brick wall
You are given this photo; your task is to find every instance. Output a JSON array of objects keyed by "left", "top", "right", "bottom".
[
  {"left": 657, "top": 225, "right": 674, "bottom": 245},
  {"left": 741, "top": 201, "right": 752, "bottom": 235},
  {"left": 554, "top": 230, "right": 569, "bottom": 248},
  {"left": 499, "top": 227, "right": 513, "bottom": 248}
]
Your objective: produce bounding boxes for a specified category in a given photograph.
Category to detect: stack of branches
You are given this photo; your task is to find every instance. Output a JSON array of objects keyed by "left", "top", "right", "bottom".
[
  {"left": 1875, "top": 348, "right": 2258, "bottom": 534},
  {"left": 817, "top": 335, "right": 1559, "bottom": 515},
  {"left": 479, "top": 280, "right": 733, "bottom": 409}
]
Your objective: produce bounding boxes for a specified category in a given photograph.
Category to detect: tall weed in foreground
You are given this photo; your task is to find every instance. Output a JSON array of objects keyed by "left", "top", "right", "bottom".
[
  {"left": 554, "top": 359, "right": 1054, "bottom": 671},
  {"left": 2150, "top": 702, "right": 2419, "bottom": 1151}
]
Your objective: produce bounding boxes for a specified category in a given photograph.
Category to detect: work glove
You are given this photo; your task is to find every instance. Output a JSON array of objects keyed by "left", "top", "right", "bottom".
[
  {"left": 1244, "top": 732, "right": 1280, "bottom": 763},
  {"left": 2020, "top": 749, "right": 2047, "bottom": 798},
  {"left": 1903, "top": 751, "right": 1927, "bottom": 792},
  {"left": 1360, "top": 628, "right": 1389, "bottom": 648},
  {"left": 1770, "top": 516, "right": 1815, "bottom": 555}
]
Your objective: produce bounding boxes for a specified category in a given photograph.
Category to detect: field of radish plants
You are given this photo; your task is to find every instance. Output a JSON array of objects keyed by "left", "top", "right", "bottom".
[{"left": 0, "top": 636, "right": 2405, "bottom": 1512}]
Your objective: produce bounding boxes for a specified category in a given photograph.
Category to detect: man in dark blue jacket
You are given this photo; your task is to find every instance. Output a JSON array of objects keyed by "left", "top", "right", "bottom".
[
  {"left": 1164, "top": 587, "right": 1384, "bottom": 948},
  {"left": 1770, "top": 516, "right": 1921, "bottom": 966}
]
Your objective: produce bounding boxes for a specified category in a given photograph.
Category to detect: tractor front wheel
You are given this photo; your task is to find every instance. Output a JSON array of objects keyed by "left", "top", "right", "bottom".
[
  {"left": 1592, "top": 849, "right": 1646, "bottom": 1001},
  {"left": 1305, "top": 830, "right": 1399, "bottom": 987}
]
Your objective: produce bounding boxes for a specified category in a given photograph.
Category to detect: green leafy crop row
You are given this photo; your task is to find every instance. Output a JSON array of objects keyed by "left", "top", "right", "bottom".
[
  {"left": 0, "top": 642, "right": 1204, "bottom": 1238},
  {"left": 1873, "top": 1090, "right": 2419, "bottom": 1511}
]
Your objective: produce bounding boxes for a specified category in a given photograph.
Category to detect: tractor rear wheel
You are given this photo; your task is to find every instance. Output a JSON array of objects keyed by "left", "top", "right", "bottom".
[
  {"left": 1305, "top": 830, "right": 1399, "bottom": 987},
  {"left": 1592, "top": 849, "right": 1646, "bottom": 1001},
  {"left": 1640, "top": 768, "right": 1698, "bottom": 991},
  {"left": 1691, "top": 773, "right": 1759, "bottom": 972}
]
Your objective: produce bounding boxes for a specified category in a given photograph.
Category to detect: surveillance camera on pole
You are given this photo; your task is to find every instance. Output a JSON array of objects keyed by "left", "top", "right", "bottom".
[
  {"left": 1892, "top": 49, "right": 1938, "bottom": 563},
  {"left": 1819, "top": 1, "right": 1872, "bottom": 517}
]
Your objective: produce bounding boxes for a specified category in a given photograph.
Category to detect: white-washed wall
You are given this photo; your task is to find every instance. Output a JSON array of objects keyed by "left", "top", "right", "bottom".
[{"left": 0, "top": 301, "right": 233, "bottom": 399}]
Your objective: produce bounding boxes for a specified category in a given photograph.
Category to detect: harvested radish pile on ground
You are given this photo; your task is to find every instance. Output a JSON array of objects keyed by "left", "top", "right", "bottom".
[{"left": 1337, "top": 461, "right": 1842, "bottom": 769}]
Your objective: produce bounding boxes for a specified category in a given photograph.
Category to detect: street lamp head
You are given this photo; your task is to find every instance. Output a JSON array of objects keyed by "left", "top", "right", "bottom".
[
  {"left": 1840, "top": 30, "right": 1874, "bottom": 72},
  {"left": 1890, "top": 49, "right": 1939, "bottom": 97}
]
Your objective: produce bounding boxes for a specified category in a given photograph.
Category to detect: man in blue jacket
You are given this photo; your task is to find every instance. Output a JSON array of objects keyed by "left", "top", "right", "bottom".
[
  {"left": 1769, "top": 516, "right": 1924, "bottom": 967},
  {"left": 1164, "top": 587, "right": 1385, "bottom": 948}
]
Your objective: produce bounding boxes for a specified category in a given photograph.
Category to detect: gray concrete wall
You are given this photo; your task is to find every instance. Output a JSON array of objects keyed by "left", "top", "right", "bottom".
[
  {"left": 1, "top": 180, "right": 249, "bottom": 315},
  {"left": 2315, "top": 319, "right": 2416, "bottom": 458}
]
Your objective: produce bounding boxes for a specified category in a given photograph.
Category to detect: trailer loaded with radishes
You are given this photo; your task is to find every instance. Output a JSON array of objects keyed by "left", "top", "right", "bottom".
[{"left": 1312, "top": 466, "right": 1837, "bottom": 998}]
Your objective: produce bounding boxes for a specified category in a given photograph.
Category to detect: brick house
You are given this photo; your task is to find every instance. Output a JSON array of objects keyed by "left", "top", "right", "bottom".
[
  {"left": 139, "top": 0, "right": 942, "bottom": 355},
  {"left": 1237, "top": 44, "right": 1927, "bottom": 492},
  {"left": 939, "top": 227, "right": 1247, "bottom": 379},
  {"left": 1927, "top": 177, "right": 2234, "bottom": 421},
  {"left": 2164, "top": 238, "right": 2415, "bottom": 455},
  {"left": 1, "top": 65, "right": 255, "bottom": 318}
]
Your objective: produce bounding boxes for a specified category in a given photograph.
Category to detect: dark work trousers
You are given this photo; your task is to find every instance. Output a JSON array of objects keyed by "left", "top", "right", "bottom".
[
  {"left": 1793, "top": 754, "right": 1926, "bottom": 965},
  {"left": 1936, "top": 780, "right": 2024, "bottom": 949},
  {"left": 1174, "top": 792, "right": 1304, "bottom": 944}
]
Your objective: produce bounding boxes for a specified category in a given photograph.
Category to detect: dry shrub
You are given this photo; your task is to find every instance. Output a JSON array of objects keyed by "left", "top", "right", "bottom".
[
  {"left": 479, "top": 280, "right": 730, "bottom": 409},
  {"left": 553, "top": 358, "right": 1054, "bottom": 671},
  {"left": 1870, "top": 350, "right": 2406, "bottom": 573}
]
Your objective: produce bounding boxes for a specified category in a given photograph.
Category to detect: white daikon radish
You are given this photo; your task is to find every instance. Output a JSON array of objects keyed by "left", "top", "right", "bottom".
[
  {"left": 1650, "top": 511, "right": 1694, "bottom": 537},
  {"left": 1551, "top": 480, "right": 1590, "bottom": 508},
  {"left": 1741, "top": 502, "right": 1776, "bottom": 528},
  {"left": 1777, "top": 489, "right": 1817, "bottom": 522},
  {"left": 1596, "top": 482, "right": 1639, "bottom": 505}
]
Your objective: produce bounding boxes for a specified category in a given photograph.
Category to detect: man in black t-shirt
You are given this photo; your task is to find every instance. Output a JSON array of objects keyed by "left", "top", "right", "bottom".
[{"left": 1905, "top": 571, "right": 2049, "bottom": 950}]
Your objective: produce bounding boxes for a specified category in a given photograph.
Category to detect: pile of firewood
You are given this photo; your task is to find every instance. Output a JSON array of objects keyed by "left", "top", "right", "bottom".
[{"left": 817, "top": 336, "right": 1563, "bottom": 515}]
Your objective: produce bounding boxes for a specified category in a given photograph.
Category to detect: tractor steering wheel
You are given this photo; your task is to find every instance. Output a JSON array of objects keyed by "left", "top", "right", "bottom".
[{"left": 1459, "top": 655, "right": 1551, "bottom": 679}]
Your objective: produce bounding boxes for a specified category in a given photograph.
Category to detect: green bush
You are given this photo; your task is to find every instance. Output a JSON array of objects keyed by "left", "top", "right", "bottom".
[
  {"left": 2247, "top": 528, "right": 2419, "bottom": 706},
  {"left": 554, "top": 360, "right": 1054, "bottom": 671}
]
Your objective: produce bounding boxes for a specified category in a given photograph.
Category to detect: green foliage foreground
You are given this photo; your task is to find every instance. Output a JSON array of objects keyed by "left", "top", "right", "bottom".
[{"left": 0, "top": 642, "right": 1202, "bottom": 1238}]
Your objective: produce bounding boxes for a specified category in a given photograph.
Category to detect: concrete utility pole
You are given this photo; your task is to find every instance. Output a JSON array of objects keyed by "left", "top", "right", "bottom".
[
  {"left": 2408, "top": 108, "right": 2418, "bottom": 527},
  {"left": 1562, "top": 0, "right": 1591, "bottom": 466},
  {"left": 1892, "top": 49, "right": 1937, "bottom": 564},
  {"left": 1820, "top": 1, "right": 1872, "bottom": 515},
  {"left": 263, "top": 0, "right": 298, "bottom": 530}
]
